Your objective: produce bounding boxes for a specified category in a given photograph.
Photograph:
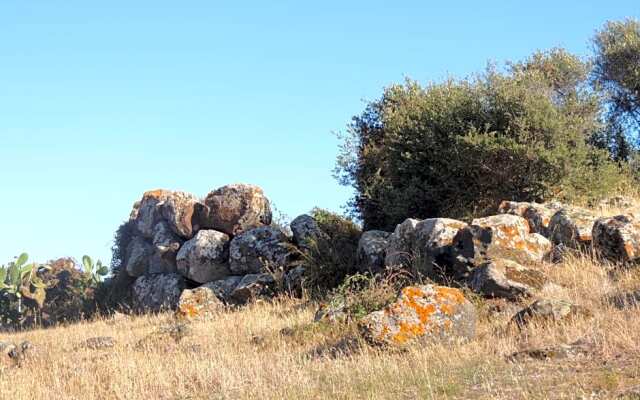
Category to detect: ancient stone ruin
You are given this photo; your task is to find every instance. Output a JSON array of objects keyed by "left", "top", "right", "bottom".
[
  {"left": 120, "top": 183, "right": 305, "bottom": 311},
  {"left": 118, "top": 183, "right": 640, "bottom": 346}
]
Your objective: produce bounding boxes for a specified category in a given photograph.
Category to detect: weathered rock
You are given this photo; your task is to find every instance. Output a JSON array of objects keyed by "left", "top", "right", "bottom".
[
  {"left": 79, "top": 337, "right": 116, "bottom": 350},
  {"left": 452, "top": 214, "right": 551, "bottom": 278},
  {"left": 359, "top": 285, "right": 476, "bottom": 346},
  {"left": 384, "top": 218, "right": 421, "bottom": 267},
  {"left": 200, "top": 184, "right": 272, "bottom": 236},
  {"left": 290, "top": 214, "right": 328, "bottom": 250},
  {"left": 175, "top": 286, "right": 224, "bottom": 320},
  {"left": 176, "top": 230, "right": 231, "bottom": 283},
  {"left": 468, "top": 258, "right": 547, "bottom": 300},
  {"left": 549, "top": 206, "right": 598, "bottom": 248},
  {"left": 357, "top": 230, "right": 391, "bottom": 274},
  {"left": 511, "top": 299, "right": 591, "bottom": 329},
  {"left": 205, "top": 276, "right": 243, "bottom": 303},
  {"left": 152, "top": 221, "right": 184, "bottom": 264},
  {"left": 592, "top": 214, "right": 640, "bottom": 263},
  {"left": 498, "top": 201, "right": 562, "bottom": 237},
  {"left": 131, "top": 189, "right": 174, "bottom": 239},
  {"left": 0, "top": 341, "right": 35, "bottom": 367},
  {"left": 159, "top": 191, "right": 202, "bottom": 239},
  {"left": 132, "top": 273, "right": 186, "bottom": 312},
  {"left": 413, "top": 218, "right": 468, "bottom": 273},
  {"left": 229, "top": 226, "right": 299, "bottom": 275},
  {"left": 508, "top": 339, "right": 593, "bottom": 362},
  {"left": 229, "top": 273, "right": 276, "bottom": 305},
  {"left": 125, "top": 236, "right": 153, "bottom": 277},
  {"left": 284, "top": 265, "right": 305, "bottom": 296}
]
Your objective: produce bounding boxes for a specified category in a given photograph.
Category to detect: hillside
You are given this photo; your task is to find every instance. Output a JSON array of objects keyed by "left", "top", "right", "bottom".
[{"left": 1, "top": 250, "right": 640, "bottom": 399}]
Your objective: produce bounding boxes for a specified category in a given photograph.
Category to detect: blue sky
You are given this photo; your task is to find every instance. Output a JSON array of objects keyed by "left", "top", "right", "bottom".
[{"left": 1, "top": 1, "right": 637, "bottom": 265}]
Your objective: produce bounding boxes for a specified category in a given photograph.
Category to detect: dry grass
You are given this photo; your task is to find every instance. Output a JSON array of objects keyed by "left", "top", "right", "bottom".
[{"left": 1, "top": 253, "right": 640, "bottom": 399}]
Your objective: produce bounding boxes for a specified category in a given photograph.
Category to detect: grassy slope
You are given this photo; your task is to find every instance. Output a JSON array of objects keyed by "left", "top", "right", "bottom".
[{"left": 2, "top": 204, "right": 640, "bottom": 399}]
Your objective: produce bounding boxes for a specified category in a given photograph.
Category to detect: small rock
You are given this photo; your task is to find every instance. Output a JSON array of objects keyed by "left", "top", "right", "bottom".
[
  {"left": 592, "top": 214, "right": 640, "bottom": 263},
  {"left": 229, "top": 273, "right": 276, "bottom": 305},
  {"left": 468, "top": 258, "right": 546, "bottom": 300},
  {"left": 200, "top": 183, "right": 272, "bottom": 236},
  {"left": 175, "top": 285, "right": 224, "bottom": 320},
  {"left": 176, "top": 229, "right": 231, "bottom": 283},
  {"left": 511, "top": 299, "right": 591, "bottom": 329},
  {"left": 508, "top": 339, "right": 593, "bottom": 362},
  {"left": 357, "top": 230, "right": 391, "bottom": 274},
  {"left": 359, "top": 285, "right": 476, "bottom": 346},
  {"left": 79, "top": 337, "right": 116, "bottom": 350}
]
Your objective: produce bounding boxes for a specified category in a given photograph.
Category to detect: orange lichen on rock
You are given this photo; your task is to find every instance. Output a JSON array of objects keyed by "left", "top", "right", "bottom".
[
  {"left": 142, "top": 189, "right": 171, "bottom": 200},
  {"left": 360, "top": 285, "right": 476, "bottom": 346}
]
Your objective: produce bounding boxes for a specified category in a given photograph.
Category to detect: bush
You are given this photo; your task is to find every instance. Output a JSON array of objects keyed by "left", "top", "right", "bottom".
[
  {"left": 301, "top": 208, "right": 362, "bottom": 294},
  {"left": 335, "top": 49, "right": 631, "bottom": 231}
]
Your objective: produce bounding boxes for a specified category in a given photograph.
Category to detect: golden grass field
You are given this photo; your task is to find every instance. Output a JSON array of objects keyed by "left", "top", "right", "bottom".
[
  {"left": 2, "top": 202, "right": 640, "bottom": 399},
  {"left": 1, "top": 252, "right": 639, "bottom": 400}
]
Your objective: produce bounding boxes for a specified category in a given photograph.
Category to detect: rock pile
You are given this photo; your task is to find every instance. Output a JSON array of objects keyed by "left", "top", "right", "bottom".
[{"left": 120, "top": 184, "right": 307, "bottom": 312}]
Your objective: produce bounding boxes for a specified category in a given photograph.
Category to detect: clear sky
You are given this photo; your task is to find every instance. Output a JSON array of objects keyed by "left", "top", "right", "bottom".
[{"left": 1, "top": 1, "right": 637, "bottom": 266}]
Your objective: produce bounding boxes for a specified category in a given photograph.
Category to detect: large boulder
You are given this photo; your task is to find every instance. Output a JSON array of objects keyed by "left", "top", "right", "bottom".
[
  {"left": 384, "top": 218, "right": 467, "bottom": 272},
  {"left": 290, "top": 214, "right": 328, "bottom": 250},
  {"left": 130, "top": 190, "right": 174, "bottom": 239},
  {"left": 132, "top": 273, "right": 186, "bottom": 312},
  {"left": 229, "top": 226, "right": 299, "bottom": 275},
  {"left": 357, "top": 230, "right": 391, "bottom": 274},
  {"left": 413, "top": 218, "right": 468, "bottom": 273},
  {"left": 468, "top": 258, "right": 547, "bottom": 300},
  {"left": 592, "top": 214, "right": 640, "bottom": 263},
  {"left": 451, "top": 214, "right": 551, "bottom": 278},
  {"left": 548, "top": 206, "right": 598, "bottom": 249},
  {"left": 175, "top": 285, "right": 224, "bottom": 320},
  {"left": 359, "top": 285, "right": 476, "bottom": 346},
  {"left": 200, "top": 184, "right": 272, "bottom": 236},
  {"left": 384, "top": 218, "right": 421, "bottom": 267},
  {"left": 498, "top": 201, "right": 562, "bottom": 237},
  {"left": 124, "top": 236, "right": 153, "bottom": 277},
  {"left": 159, "top": 191, "right": 202, "bottom": 239},
  {"left": 176, "top": 230, "right": 231, "bottom": 283}
]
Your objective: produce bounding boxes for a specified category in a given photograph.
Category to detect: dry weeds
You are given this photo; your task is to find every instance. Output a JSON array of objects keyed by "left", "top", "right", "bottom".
[{"left": 1, "top": 258, "right": 640, "bottom": 399}]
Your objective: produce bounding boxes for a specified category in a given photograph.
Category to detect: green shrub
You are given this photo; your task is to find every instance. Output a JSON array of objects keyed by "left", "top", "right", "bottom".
[
  {"left": 336, "top": 49, "right": 631, "bottom": 231},
  {"left": 302, "top": 208, "right": 362, "bottom": 294}
]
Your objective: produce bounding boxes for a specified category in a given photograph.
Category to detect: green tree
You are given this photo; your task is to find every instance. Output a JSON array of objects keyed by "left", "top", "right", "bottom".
[
  {"left": 593, "top": 19, "right": 640, "bottom": 134},
  {"left": 336, "top": 49, "right": 629, "bottom": 231}
]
